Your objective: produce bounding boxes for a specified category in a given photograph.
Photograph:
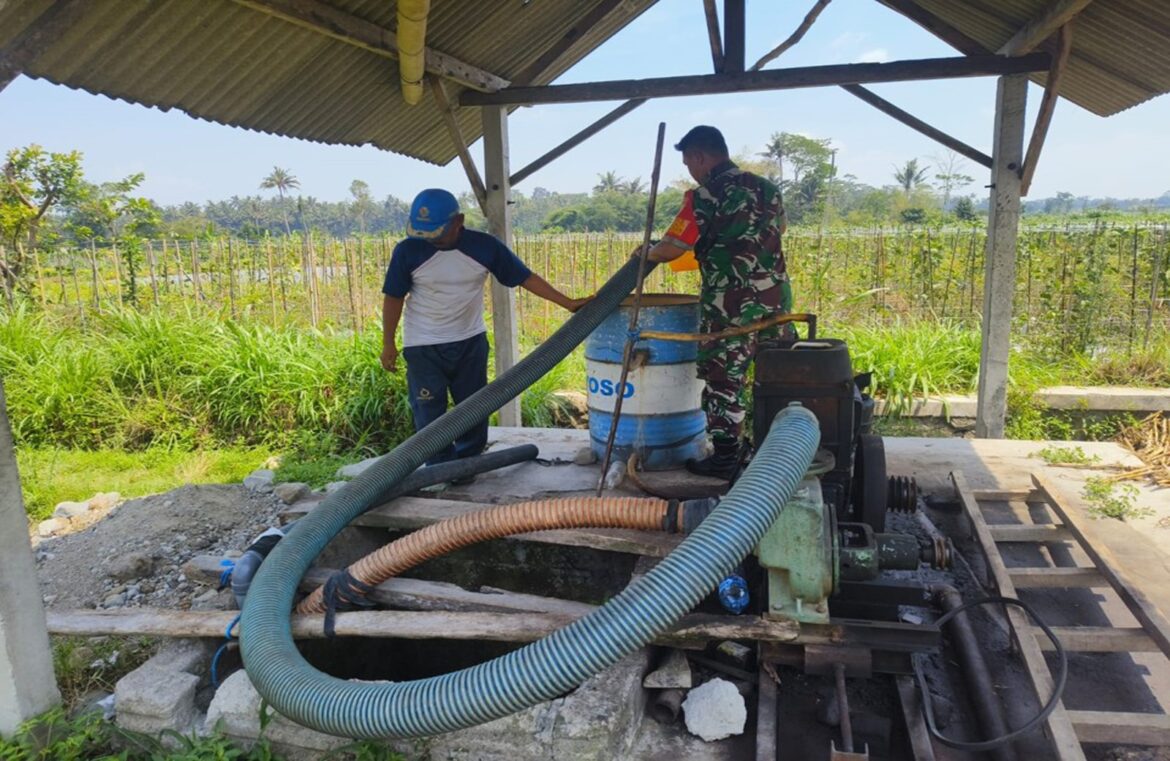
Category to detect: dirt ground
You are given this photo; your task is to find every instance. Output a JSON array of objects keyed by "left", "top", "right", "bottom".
[{"left": 32, "top": 484, "right": 285, "bottom": 612}]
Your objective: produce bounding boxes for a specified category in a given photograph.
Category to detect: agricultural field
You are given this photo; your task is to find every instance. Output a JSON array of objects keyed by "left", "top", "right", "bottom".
[{"left": 2, "top": 222, "right": 1168, "bottom": 517}]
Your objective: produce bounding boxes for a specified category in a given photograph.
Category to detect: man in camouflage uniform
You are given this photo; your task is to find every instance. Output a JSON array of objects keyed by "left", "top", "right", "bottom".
[{"left": 647, "top": 125, "right": 790, "bottom": 479}]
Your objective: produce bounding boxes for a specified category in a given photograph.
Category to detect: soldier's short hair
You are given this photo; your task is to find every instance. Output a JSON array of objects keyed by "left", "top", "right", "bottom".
[{"left": 674, "top": 125, "right": 729, "bottom": 158}]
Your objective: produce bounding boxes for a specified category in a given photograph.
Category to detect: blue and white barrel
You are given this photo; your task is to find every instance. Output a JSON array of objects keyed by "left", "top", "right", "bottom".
[{"left": 586, "top": 294, "right": 707, "bottom": 470}]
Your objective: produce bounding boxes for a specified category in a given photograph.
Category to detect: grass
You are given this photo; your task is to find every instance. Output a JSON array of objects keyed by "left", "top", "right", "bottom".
[
  {"left": 1082, "top": 477, "right": 1149, "bottom": 521},
  {"left": 1034, "top": 444, "right": 1101, "bottom": 466},
  {"left": 15, "top": 446, "right": 271, "bottom": 522}
]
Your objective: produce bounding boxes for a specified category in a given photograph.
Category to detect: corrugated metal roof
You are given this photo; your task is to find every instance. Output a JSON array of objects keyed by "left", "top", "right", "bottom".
[
  {"left": 907, "top": 0, "right": 1170, "bottom": 116},
  {"left": 1, "top": 0, "right": 657, "bottom": 165}
]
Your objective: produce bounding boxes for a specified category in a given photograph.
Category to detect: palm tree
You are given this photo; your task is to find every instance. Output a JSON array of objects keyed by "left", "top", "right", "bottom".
[
  {"left": 260, "top": 167, "right": 300, "bottom": 236},
  {"left": 625, "top": 176, "right": 645, "bottom": 195},
  {"left": 892, "top": 159, "right": 930, "bottom": 196},
  {"left": 593, "top": 171, "right": 624, "bottom": 195}
]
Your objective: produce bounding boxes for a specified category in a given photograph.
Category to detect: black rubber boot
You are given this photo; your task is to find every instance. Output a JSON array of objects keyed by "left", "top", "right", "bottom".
[{"left": 686, "top": 438, "right": 741, "bottom": 480}]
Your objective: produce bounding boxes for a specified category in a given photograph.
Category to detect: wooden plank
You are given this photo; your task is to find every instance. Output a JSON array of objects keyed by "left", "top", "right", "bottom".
[
  {"left": 755, "top": 661, "right": 778, "bottom": 761},
  {"left": 1021, "top": 22, "right": 1074, "bottom": 195},
  {"left": 895, "top": 675, "right": 936, "bottom": 760},
  {"left": 185, "top": 554, "right": 597, "bottom": 616},
  {"left": 952, "top": 471, "right": 1087, "bottom": 761},
  {"left": 229, "top": 0, "right": 508, "bottom": 92},
  {"left": 989, "top": 524, "right": 1073, "bottom": 542},
  {"left": 1034, "top": 473, "right": 1170, "bottom": 660},
  {"left": 975, "top": 73, "right": 1027, "bottom": 438},
  {"left": 997, "top": 0, "right": 1095, "bottom": 55},
  {"left": 1008, "top": 566, "right": 1105, "bottom": 588},
  {"left": 282, "top": 495, "right": 684, "bottom": 557},
  {"left": 1037, "top": 627, "right": 1158, "bottom": 653},
  {"left": 460, "top": 54, "right": 1051, "bottom": 107},
  {"left": 1067, "top": 710, "right": 1170, "bottom": 746},
  {"left": 840, "top": 84, "right": 992, "bottom": 169},
  {"left": 45, "top": 608, "right": 799, "bottom": 646},
  {"left": 973, "top": 488, "right": 1044, "bottom": 502},
  {"left": 430, "top": 75, "right": 487, "bottom": 211}
]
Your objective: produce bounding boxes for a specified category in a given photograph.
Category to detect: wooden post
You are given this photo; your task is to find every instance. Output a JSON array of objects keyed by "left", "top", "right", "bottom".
[
  {"left": 0, "top": 380, "right": 60, "bottom": 733},
  {"left": 976, "top": 75, "right": 1027, "bottom": 438},
  {"left": 264, "top": 238, "right": 278, "bottom": 326},
  {"left": 482, "top": 105, "right": 521, "bottom": 427},
  {"left": 145, "top": 240, "right": 160, "bottom": 308}
]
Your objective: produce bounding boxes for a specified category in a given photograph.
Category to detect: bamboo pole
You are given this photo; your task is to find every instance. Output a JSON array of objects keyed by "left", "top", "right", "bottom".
[
  {"left": 264, "top": 238, "right": 278, "bottom": 327},
  {"left": 31, "top": 249, "right": 48, "bottom": 310},
  {"left": 191, "top": 240, "right": 201, "bottom": 302},
  {"left": 88, "top": 240, "right": 101, "bottom": 309},
  {"left": 344, "top": 238, "right": 358, "bottom": 332},
  {"left": 144, "top": 240, "right": 160, "bottom": 308},
  {"left": 226, "top": 238, "right": 237, "bottom": 319},
  {"left": 70, "top": 254, "right": 84, "bottom": 326},
  {"left": 109, "top": 243, "right": 124, "bottom": 309}
]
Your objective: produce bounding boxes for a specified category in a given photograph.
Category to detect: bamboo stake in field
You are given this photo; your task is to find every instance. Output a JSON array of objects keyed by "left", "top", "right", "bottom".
[
  {"left": 145, "top": 240, "right": 160, "bottom": 308},
  {"left": 190, "top": 241, "right": 201, "bottom": 302},
  {"left": 344, "top": 238, "right": 358, "bottom": 332},
  {"left": 70, "top": 255, "right": 84, "bottom": 326},
  {"left": 264, "top": 238, "right": 278, "bottom": 327},
  {"left": 226, "top": 238, "right": 238, "bottom": 319},
  {"left": 109, "top": 244, "right": 124, "bottom": 309}
]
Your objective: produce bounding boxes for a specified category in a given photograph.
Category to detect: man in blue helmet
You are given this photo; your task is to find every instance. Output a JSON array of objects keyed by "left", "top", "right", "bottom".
[{"left": 382, "top": 188, "right": 587, "bottom": 467}]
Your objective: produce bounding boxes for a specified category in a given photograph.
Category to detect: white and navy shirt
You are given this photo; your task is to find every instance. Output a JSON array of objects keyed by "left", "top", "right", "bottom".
[{"left": 382, "top": 229, "right": 532, "bottom": 348}]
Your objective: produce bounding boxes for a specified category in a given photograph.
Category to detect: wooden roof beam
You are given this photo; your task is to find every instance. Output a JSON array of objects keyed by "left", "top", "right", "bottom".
[
  {"left": 511, "top": 99, "right": 648, "bottom": 186},
  {"left": 874, "top": 0, "right": 988, "bottom": 56},
  {"left": 429, "top": 76, "right": 487, "bottom": 212},
  {"left": 998, "top": 0, "right": 1095, "bottom": 56},
  {"left": 1021, "top": 23, "right": 1074, "bottom": 195},
  {"left": 512, "top": 0, "right": 633, "bottom": 86},
  {"left": 229, "top": 0, "right": 508, "bottom": 92},
  {"left": 841, "top": 84, "right": 992, "bottom": 168},
  {"left": 702, "top": 0, "right": 725, "bottom": 73},
  {"left": 462, "top": 53, "right": 1051, "bottom": 107},
  {"left": 0, "top": 0, "right": 90, "bottom": 94},
  {"left": 723, "top": 0, "right": 746, "bottom": 72},
  {"left": 751, "top": 0, "right": 832, "bottom": 71}
]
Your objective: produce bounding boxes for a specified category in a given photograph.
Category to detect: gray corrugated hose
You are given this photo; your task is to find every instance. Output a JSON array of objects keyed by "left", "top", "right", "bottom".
[{"left": 241, "top": 256, "right": 821, "bottom": 737}]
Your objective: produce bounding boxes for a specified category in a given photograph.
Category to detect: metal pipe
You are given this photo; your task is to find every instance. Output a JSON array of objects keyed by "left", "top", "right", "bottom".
[
  {"left": 649, "top": 688, "right": 685, "bottom": 724},
  {"left": 931, "top": 585, "right": 1019, "bottom": 761}
]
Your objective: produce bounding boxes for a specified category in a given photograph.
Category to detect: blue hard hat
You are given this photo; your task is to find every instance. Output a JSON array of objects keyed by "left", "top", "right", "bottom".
[{"left": 407, "top": 188, "right": 460, "bottom": 240}]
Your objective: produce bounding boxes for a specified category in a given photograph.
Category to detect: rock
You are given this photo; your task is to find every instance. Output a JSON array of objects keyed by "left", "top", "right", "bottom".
[
  {"left": 644, "top": 649, "right": 693, "bottom": 689},
  {"left": 715, "top": 641, "right": 752, "bottom": 667},
  {"left": 324, "top": 481, "right": 347, "bottom": 494},
  {"left": 87, "top": 492, "right": 122, "bottom": 511},
  {"left": 272, "top": 482, "right": 311, "bottom": 504},
  {"left": 53, "top": 500, "right": 91, "bottom": 519},
  {"left": 37, "top": 517, "right": 69, "bottom": 537},
  {"left": 243, "top": 469, "right": 275, "bottom": 493},
  {"left": 107, "top": 552, "right": 154, "bottom": 582},
  {"left": 573, "top": 446, "right": 599, "bottom": 466},
  {"left": 682, "top": 678, "right": 747, "bottom": 742},
  {"left": 336, "top": 456, "right": 381, "bottom": 479},
  {"left": 101, "top": 592, "right": 127, "bottom": 608}
]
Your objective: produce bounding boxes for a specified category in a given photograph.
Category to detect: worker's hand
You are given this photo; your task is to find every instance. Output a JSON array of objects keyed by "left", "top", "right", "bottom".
[
  {"left": 380, "top": 343, "right": 399, "bottom": 372},
  {"left": 565, "top": 296, "right": 592, "bottom": 313}
]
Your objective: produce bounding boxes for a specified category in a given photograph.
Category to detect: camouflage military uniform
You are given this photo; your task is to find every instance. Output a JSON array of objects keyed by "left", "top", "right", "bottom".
[{"left": 691, "top": 159, "right": 789, "bottom": 444}]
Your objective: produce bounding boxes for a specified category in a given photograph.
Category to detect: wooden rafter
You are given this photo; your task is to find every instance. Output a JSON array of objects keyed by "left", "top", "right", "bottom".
[
  {"left": 462, "top": 53, "right": 1051, "bottom": 107},
  {"left": 841, "top": 84, "right": 992, "bottom": 168},
  {"left": 512, "top": 0, "right": 633, "bottom": 86},
  {"left": 998, "top": 0, "right": 1095, "bottom": 56},
  {"left": 510, "top": 99, "right": 648, "bottom": 186},
  {"left": 0, "top": 0, "right": 90, "bottom": 93},
  {"left": 702, "top": 0, "right": 725, "bottom": 73},
  {"left": 1021, "top": 23, "right": 1074, "bottom": 194},
  {"left": 751, "top": 0, "right": 833, "bottom": 72},
  {"left": 429, "top": 75, "right": 488, "bottom": 212},
  {"left": 229, "top": 0, "right": 508, "bottom": 92}
]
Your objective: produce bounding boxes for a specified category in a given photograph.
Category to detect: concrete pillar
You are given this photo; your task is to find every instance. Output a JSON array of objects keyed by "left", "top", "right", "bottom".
[
  {"left": 482, "top": 104, "right": 522, "bottom": 427},
  {"left": 976, "top": 74, "right": 1027, "bottom": 439},
  {"left": 0, "top": 379, "right": 59, "bottom": 734}
]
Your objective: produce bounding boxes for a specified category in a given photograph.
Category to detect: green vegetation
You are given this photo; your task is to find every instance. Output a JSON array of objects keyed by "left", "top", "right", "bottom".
[
  {"left": 16, "top": 447, "right": 269, "bottom": 521},
  {"left": 0, "top": 707, "right": 405, "bottom": 760},
  {"left": 1034, "top": 445, "right": 1101, "bottom": 466},
  {"left": 1082, "top": 477, "right": 1149, "bottom": 521}
]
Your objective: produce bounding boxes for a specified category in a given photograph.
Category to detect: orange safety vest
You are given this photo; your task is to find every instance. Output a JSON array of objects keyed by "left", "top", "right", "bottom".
[{"left": 664, "top": 190, "right": 699, "bottom": 272}]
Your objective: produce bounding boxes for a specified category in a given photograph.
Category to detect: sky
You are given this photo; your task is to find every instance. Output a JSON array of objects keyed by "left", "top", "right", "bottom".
[{"left": 2, "top": 0, "right": 1168, "bottom": 206}]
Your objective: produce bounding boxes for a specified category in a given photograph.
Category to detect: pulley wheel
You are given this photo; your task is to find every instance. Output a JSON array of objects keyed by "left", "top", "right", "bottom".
[{"left": 851, "top": 433, "right": 888, "bottom": 531}]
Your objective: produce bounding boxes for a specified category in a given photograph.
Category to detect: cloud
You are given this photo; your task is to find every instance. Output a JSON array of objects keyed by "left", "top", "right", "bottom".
[
  {"left": 831, "top": 31, "right": 868, "bottom": 49},
  {"left": 856, "top": 48, "right": 890, "bottom": 63}
]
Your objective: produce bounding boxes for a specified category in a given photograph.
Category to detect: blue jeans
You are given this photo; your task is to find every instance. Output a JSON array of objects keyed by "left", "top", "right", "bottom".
[{"left": 402, "top": 332, "right": 489, "bottom": 465}]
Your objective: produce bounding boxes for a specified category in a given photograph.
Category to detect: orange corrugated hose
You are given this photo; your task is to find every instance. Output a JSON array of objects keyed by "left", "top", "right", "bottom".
[{"left": 296, "top": 496, "right": 673, "bottom": 614}]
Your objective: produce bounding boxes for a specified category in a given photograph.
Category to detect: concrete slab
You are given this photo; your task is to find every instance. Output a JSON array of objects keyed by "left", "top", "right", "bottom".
[{"left": 1037, "top": 386, "right": 1170, "bottom": 412}]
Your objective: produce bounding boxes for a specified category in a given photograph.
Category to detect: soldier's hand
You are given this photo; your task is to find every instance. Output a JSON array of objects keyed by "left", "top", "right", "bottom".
[
  {"left": 565, "top": 296, "right": 592, "bottom": 313},
  {"left": 380, "top": 343, "right": 399, "bottom": 372}
]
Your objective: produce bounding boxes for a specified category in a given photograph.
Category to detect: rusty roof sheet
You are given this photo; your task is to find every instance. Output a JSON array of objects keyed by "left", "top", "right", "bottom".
[
  {"left": 1, "top": 0, "right": 657, "bottom": 165},
  {"left": 906, "top": 0, "right": 1170, "bottom": 116}
]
